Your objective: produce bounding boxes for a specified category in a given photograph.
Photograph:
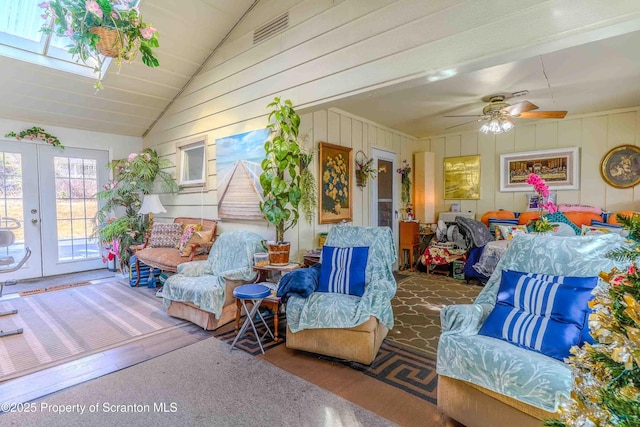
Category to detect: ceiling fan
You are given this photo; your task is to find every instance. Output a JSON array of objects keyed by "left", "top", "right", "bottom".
[{"left": 444, "top": 94, "right": 568, "bottom": 133}]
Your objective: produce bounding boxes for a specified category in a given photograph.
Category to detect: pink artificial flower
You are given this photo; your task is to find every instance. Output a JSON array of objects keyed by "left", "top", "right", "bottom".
[
  {"left": 65, "top": 26, "right": 74, "bottom": 38},
  {"left": 37, "top": 1, "right": 50, "bottom": 9},
  {"left": 128, "top": 153, "right": 138, "bottom": 161},
  {"left": 41, "top": 13, "right": 48, "bottom": 19},
  {"left": 85, "top": 1, "right": 103, "bottom": 19},
  {"left": 611, "top": 275, "right": 624, "bottom": 287},
  {"left": 542, "top": 201, "right": 558, "bottom": 214},
  {"left": 144, "top": 153, "right": 151, "bottom": 161},
  {"left": 15, "top": 136, "right": 21, "bottom": 141},
  {"left": 47, "top": 137, "right": 55, "bottom": 143},
  {"left": 627, "top": 265, "right": 638, "bottom": 275},
  {"left": 111, "top": 11, "right": 119, "bottom": 19},
  {"left": 140, "top": 27, "right": 156, "bottom": 40}
]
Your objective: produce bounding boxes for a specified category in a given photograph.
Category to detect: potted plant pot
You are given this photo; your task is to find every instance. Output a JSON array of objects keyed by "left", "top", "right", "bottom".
[{"left": 267, "top": 241, "right": 291, "bottom": 266}]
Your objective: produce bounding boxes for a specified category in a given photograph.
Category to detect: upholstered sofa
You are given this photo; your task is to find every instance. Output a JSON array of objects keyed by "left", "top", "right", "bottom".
[
  {"left": 285, "top": 225, "right": 397, "bottom": 365},
  {"left": 161, "top": 230, "right": 264, "bottom": 330},
  {"left": 133, "top": 217, "right": 218, "bottom": 286},
  {"left": 437, "top": 233, "right": 627, "bottom": 427}
]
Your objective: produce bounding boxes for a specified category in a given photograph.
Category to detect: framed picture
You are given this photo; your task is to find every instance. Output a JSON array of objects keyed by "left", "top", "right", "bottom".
[
  {"left": 500, "top": 147, "right": 579, "bottom": 192},
  {"left": 444, "top": 155, "right": 480, "bottom": 199},
  {"left": 319, "top": 142, "right": 352, "bottom": 224},
  {"left": 600, "top": 144, "right": 640, "bottom": 188},
  {"left": 526, "top": 192, "right": 557, "bottom": 211}
]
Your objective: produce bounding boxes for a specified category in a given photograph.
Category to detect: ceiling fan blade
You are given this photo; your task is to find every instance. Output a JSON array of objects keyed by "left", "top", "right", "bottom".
[
  {"left": 445, "top": 118, "right": 486, "bottom": 130},
  {"left": 517, "top": 111, "right": 568, "bottom": 119},
  {"left": 502, "top": 100, "right": 538, "bottom": 116},
  {"left": 443, "top": 114, "right": 485, "bottom": 118}
]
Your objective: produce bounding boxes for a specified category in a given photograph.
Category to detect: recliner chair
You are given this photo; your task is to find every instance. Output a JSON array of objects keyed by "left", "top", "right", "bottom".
[{"left": 285, "top": 225, "right": 397, "bottom": 365}]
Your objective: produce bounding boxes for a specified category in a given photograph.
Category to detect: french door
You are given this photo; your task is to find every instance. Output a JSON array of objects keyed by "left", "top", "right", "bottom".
[
  {"left": 0, "top": 141, "right": 108, "bottom": 280},
  {"left": 369, "top": 148, "right": 399, "bottom": 264}
]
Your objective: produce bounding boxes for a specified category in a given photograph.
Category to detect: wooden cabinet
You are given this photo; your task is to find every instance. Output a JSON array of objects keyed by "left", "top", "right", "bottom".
[{"left": 399, "top": 221, "right": 420, "bottom": 270}]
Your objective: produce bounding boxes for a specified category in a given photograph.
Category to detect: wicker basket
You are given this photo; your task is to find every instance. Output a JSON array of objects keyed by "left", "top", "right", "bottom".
[{"left": 89, "top": 27, "right": 122, "bottom": 58}]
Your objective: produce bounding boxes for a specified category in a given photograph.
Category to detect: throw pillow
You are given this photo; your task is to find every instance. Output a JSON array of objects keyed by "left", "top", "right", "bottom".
[
  {"left": 149, "top": 223, "right": 184, "bottom": 248},
  {"left": 479, "top": 270, "right": 598, "bottom": 360},
  {"left": 178, "top": 225, "right": 197, "bottom": 253},
  {"left": 541, "top": 211, "right": 581, "bottom": 235},
  {"left": 180, "top": 229, "right": 214, "bottom": 257},
  {"left": 496, "top": 224, "right": 528, "bottom": 240},
  {"left": 488, "top": 218, "right": 519, "bottom": 238},
  {"left": 590, "top": 220, "right": 628, "bottom": 237},
  {"left": 318, "top": 246, "right": 369, "bottom": 297}
]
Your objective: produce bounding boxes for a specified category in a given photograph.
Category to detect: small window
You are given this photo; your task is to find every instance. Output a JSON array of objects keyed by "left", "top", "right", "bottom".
[{"left": 177, "top": 137, "right": 207, "bottom": 188}]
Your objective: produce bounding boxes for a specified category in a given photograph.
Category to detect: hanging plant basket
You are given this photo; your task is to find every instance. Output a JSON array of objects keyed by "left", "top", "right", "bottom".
[{"left": 89, "top": 27, "right": 122, "bottom": 58}]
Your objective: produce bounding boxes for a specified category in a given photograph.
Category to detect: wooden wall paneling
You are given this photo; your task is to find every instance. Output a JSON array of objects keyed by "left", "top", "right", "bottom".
[
  {"left": 494, "top": 130, "right": 516, "bottom": 212},
  {"left": 581, "top": 116, "right": 609, "bottom": 208},
  {"left": 635, "top": 111, "right": 640, "bottom": 209},
  {"left": 556, "top": 119, "right": 583, "bottom": 205},
  {"left": 328, "top": 110, "right": 341, "bottom": 143},
  {"left": 459, "top": 133, "right": 479, "bottom": 214},
  {"left": 535, "top": 122, "right": 558, "bottom": 150},
  {"left": 296, "top": 112, "right": 316, "bottom": 258},
  {"left": 312, "top": 110, "right": 328, "bottom": 143},
  {"left": 352, "top": 119, "right": 365, "bottom": 225},
  {"left": 476, "top": 131, "right": 496, "bottom": 216}
]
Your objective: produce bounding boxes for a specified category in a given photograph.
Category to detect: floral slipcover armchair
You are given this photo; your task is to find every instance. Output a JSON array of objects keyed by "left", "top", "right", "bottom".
[
  {"left": 437, "top": 233, "right": 627, "bottom": 412},
  {"left": 286, "top": 225, "right": 397, "bottom": 333},
  {"left": 162, "top": 231, "right": 264, "bottom": 318}
]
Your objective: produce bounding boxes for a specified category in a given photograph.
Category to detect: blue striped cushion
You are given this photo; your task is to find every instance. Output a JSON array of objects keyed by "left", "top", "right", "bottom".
[
  {"left": 318, "top": 246, "right": 369, "bottom": 297},
  {"left": 478, "top": 270, "right": 597, "bottom": 360}
]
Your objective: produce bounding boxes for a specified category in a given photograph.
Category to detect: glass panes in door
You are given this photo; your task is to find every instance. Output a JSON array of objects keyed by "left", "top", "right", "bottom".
[
  {"left": 377, "top": 159, "right": 393, "bottom": 228},
  {"left": 0, "top": 151, "right": 25, "bottom": 263},
  {"left": 54, "top": 156, "right": 99, "bottom": 261}
]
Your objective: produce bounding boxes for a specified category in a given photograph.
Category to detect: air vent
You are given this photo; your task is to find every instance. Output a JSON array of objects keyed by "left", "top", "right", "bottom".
[{"left": 253, "top": 12, "right": 289, "bottom": 45}]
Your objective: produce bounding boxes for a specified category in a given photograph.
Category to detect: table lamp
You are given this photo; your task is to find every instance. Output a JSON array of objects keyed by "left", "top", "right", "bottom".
[{"left": 139, "top": 194, "right": 167, "bottom": 232}]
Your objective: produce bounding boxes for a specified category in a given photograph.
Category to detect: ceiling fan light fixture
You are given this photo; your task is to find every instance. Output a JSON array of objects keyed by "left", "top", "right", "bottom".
[{"left": 480, "top": 116, "right": 515, "bottom": 134}]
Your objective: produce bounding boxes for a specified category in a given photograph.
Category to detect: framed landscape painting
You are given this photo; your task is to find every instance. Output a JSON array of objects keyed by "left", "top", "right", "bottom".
[
  {"left": 500, "top": 147, "right": 579, "bottom": 191},
  {"left": 319, "top": 142, "right": 352, "bottom": 224},
  {"left": 444, "top": 155, "right": 481, "bottom": 199}
]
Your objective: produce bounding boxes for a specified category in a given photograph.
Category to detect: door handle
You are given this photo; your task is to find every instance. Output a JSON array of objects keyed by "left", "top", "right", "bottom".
[{"left": 31, "top": 218, "right": 38, "bottom": 224}]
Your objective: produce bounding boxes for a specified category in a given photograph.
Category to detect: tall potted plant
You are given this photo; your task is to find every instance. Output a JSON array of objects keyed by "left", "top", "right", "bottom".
[
  {"left": 259, "top": 97, "right": 302, "bottom": 265},
  {"left": 40, "top": 0, "right": 160, "bottom": 90},
  {"left": 96, "top": 149, "right": 177, "bottom": 270}
]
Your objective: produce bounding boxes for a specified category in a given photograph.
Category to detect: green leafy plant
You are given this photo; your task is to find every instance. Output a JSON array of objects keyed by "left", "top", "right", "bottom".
[
  {"left": 40, "top": 0, "right": 160, "bottom": 90},
  {"left": 397, "top": 159, "right": 412, "bottom": 204},
  {"left": 299, "top": 149, "right": 317, "bottom": 224},
  {"left": 96, "top": 149, "right": 177, "bottom": 269},
  {"left": 5, "top": 126, "right": 64, "bottom": 149},
  {"left": 259, "top": 97, "right": 302, "bottom": 243},
  {"left": 356, "top": 156, "right": 377, "bottom": 188}
]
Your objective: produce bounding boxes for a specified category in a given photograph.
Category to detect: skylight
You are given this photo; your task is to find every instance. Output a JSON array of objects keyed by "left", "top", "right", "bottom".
[{"left": 0, "top": 0, "right": 109, "bottom": 79}]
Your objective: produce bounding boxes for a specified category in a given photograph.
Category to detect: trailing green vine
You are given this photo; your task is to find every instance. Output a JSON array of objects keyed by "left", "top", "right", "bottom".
[
  {"left": 299, "top": 149, "right": 317, "bottom": 224},
  {"left": 5, "top": 126, "right": 64, "bottom": 149}
]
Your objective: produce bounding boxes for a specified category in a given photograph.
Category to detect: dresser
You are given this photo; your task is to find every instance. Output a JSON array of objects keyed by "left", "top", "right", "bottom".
[{"left": 399, "top": 221, "right": 420, "bottom": 271}]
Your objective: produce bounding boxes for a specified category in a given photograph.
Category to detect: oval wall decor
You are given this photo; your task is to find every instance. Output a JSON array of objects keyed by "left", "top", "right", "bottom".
[{"left": 600, "top": 145, "right": 640, "bottom": 188}]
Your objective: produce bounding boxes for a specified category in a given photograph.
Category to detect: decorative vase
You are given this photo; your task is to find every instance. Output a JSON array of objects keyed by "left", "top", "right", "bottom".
[
  {"left": 267, "top": 241, "right": 290, "bottom": 266},
  {"left": 90, "top": 27, "right": 122, "bottom": 58}
]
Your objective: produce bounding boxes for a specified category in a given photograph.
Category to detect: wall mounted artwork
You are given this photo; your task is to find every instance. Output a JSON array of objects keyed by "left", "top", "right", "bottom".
[
  {"left": 215, "top": 129, "right": 269, "bottom": 220},
  {"left": 444, "top": 155, "right": 481, "bottom": 200},
  {"left": 319, "top": 142, "right": 352, "bottom": 224},
  {"left": 500, "top": 147, "right": 579, "bottom": 191},
  {"left": 600, "top": 144, "right": 640, "bottom": 188}
]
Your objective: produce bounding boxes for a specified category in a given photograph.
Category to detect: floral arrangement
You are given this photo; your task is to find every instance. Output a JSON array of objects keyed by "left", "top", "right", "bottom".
[
  {"left": 397, "top": 160, "right": 412, "bottom": 204},
  {"left": 546, "top": 213, "right": 640, "bottom": 427},
  {"left": 322, "top": 153, "right": 349, "bottom": 215},
  {"left": 355, "top": 156, "right": 377, "bottom": 188},
  {"left": 40, "top": 0, "right": 160, "bottom": 90},
  {"left": 525, "top": 173, "right": 557, "bottom": 232},
  {"left": 5, "top": 126, "right": 64, "bottom": 149}
]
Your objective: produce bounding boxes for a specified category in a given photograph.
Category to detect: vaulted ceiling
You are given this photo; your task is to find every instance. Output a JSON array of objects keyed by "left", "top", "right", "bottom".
[
  {"left": 0, "top": 0, "right": 257, "bottom": 137},
  {"left": 2, "top": 1, "right": 640, "bottom": 139}
]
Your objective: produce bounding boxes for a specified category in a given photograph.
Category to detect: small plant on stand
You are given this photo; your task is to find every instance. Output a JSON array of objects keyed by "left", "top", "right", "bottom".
[{"left": 397, "top": 159, "right": 412, "bottom": 218}]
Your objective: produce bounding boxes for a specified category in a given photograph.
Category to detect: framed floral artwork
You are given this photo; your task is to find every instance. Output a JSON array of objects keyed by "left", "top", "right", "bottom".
[
  {"left": 600, "top": 144, "right": 640, "bottom": 188},
  {"left": 319, "top": 142, "right": 352, "bottom": 224}
]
